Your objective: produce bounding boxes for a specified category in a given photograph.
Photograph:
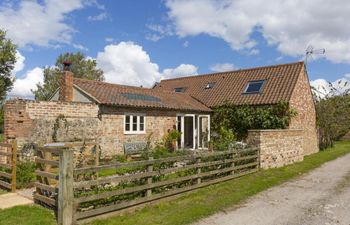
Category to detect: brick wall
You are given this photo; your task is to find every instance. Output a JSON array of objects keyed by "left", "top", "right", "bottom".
[
  {"left": 247, "top": 129, "right": 304, "bottom": 169},
  {"left": 4, "top": 100, "right": 100, "bottom": 160},
  {"left": 99, "top": 106, "right": 177, "bottom": 156},
  {"left": 288, "top": 66, "right": 319, "bottom": 155},
  {"left": 4, "top": 100, "right": 179, "bottom": 158}
]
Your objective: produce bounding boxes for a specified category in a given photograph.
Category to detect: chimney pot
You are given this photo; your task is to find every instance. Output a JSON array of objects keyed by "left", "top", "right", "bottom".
[{"left": 62, "top": 60, "right": 72, "bottom": 71}]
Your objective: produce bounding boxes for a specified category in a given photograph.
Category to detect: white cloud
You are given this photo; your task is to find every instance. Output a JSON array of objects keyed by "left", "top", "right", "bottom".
[
  {"left": 165, "top": 0, "right": 350, "bottom": 64},
  {"left": 96, "top": 42, "right": 198, "bottom": 87},
  {"left": 10, "top": 67, "right": 44, "bottom": 98},
  {"left": 145, "top": 24, "right": 174, "bottom": 42},
  {"left": 0, "top": 0, "right": 86, "bottom": 47},
  {"left": 344, "top": 73, "right": 350, "bottom": 79},
  {"left": 72, "top": 43, "right": 89, "bottom": 51},
  {"left": 88, "top": 12, "right": 107, "bottom": 21},
  {"left": 183, "top": 41, "right": 189, "bottom": 47},
  {"left": 162, "top": 64, "right": 198, "bottom": 79},
  {"left": 12, "top": 51, "right": 25, "bottom": 75},
  {"left": 210, "top": 63, "right": 236, "bottom": 72},
  {"left": 105, "top": 37, "right": 115, "bottom": 43},
  {"left": 97, "top": 42, "right": 162, "bottom": 87}
]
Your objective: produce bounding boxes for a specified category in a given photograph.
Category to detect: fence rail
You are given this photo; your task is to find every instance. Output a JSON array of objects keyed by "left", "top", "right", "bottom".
[
  {"left": 0, "top": 140, "right": 17, "bottom": 192},
  {"left": 34, "top": 146, "right": 60, "bottom": 209},
  {"left": 72, "top": 148, "right": 259, "bottom": 223},
  {"left": 34, "top": 146, "right": 259, "bottom": 225}
]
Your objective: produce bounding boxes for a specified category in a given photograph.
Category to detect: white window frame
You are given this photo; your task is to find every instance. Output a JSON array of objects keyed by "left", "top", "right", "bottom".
[
  {"left": 176, "top": 114, "right": 196, "bottom": 150},
  {"left": 124, "top": 113, "right": 146, "bottom": 134},
  {"left": 197, "top": 115, "right": 211, "bottom": 149}
]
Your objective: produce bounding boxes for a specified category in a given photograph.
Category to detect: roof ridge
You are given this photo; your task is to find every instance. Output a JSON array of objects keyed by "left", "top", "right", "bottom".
[
  {"left": 73, "top": 77, "right": 151, "bottom": 90},
  {"left": 73, "top": 77, "right": 201, "bottom": 97},
  {"left": 160, "top": 61, "right": 304, "bottom": 82}
]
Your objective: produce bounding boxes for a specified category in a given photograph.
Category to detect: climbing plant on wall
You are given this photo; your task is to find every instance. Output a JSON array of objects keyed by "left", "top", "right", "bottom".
[
  {"left": 211, "top": 101, "right": 297, "bottom": 142},
  {"left": 52, "top": 114, "right": 68, "bottom": 142}
]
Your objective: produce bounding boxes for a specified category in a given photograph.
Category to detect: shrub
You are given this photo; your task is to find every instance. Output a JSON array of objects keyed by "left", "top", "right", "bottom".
[
  {"left": 316, "top": 95, "right": 350, "bottom": 150},
  {"left": 16, "top": 161, "right": 36, "bottom": 189},
  {"left": 212, "top": 101, "right": 297, "bottom": 140},
  {"left": 113, "top": 154, "right": 128, "bottom": 162},
  {"left": 163, "top": 130, "right": 181, "bottom": 151},
  {"left": 212, "top": 126, "right": 236, "bottom": 151}
]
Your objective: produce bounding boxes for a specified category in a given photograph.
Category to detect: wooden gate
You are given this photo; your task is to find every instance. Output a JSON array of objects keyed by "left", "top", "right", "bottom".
[{"left": 0, "top": 140, "right": 17, "bottom": 192}]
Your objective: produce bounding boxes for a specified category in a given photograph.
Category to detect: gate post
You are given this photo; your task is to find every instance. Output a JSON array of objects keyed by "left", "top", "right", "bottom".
[
  {"left": 58, "top": 148, "right": 74, "bottom": 225},
  {"left": 11, "top": 140, "right": 17, "bottom": 192}
]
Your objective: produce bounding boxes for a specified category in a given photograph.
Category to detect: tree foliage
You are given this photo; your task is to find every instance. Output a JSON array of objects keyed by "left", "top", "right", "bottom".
[
  {"left": 0, "top": 29, "right": 16, "bottom": 102},
  {"left": 316, "top": 95, "right": 350, "bottom": 150},
  {"left": 0, "top": 106, "right": 4, "bottom": 134},
  {"left": 212, "top": 101, "right": 297, "bottom": 142},
  {"left": 0, "top": 29, "right": 17, "bottom": 134},
  {"left": 33, "top": 52, "right": 104, "bottom": 100}
]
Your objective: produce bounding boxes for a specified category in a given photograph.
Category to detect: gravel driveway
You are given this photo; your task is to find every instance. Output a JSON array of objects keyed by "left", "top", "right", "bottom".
[{"left": 194, "top": 153, "right": 350, "bottom": 225}]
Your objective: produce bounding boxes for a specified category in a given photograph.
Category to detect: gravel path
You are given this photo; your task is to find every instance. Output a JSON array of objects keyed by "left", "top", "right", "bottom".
[
  {"left": 194, "top": 153, "right": 350, "bottom": 225},
  {"left": 0, "top": 192, "right": 33, "bottom": 209}
]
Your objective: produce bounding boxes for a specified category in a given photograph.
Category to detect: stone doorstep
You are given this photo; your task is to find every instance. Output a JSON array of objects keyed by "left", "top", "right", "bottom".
[{"left": 0, "top": 192, "right": 33, "bottom": 209}]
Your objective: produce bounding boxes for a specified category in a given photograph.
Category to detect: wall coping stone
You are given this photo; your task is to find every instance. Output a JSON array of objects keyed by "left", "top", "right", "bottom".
[
  {"left": 6, "top": 99, "right": 98, "bottom": 107},
  {"left": 248, "top": 129, "right": 303, "bottom": 132}
]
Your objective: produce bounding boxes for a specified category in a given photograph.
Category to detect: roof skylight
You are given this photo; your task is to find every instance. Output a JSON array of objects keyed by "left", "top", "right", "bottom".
[
  {"left": 205, "top": 82, "right": 215, "bottom": 89},
  {"left": 243, "top": 80, "right": 265, "bottom": 94}
]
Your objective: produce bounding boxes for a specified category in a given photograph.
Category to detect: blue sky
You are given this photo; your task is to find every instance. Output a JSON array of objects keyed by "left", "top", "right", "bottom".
[{"left": 1, "top": 0, "right": 350, "bottom": 97}]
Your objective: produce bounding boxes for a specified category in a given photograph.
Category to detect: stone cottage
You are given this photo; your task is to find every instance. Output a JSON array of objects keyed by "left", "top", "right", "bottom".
[
  {"left": 154, "top": 61, "right": 318, "bottom": 156},
  {"left": 4, "top": 61, "right": 318, "bottom": 164}
]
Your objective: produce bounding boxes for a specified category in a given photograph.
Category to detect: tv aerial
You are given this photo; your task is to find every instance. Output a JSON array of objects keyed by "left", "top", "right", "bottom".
[{"left": 305, "top": 45, "right": 325, "bottom": 65}]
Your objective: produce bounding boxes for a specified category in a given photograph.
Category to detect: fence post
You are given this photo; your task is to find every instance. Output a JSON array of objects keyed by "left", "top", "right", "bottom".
[
  {"left": 196, "top": 157, "right": 201, "bottom": 184},
  {"left": 11, "top": 140, "right": 17, "bottom": 192},
  {"left": 231, "top": 151, "right": 235, "bottom": 175},
  {"left": 58, "top": 148, "right": 74, "bottom": 225},
  {"left": 146, "top": 157, "right": 153, "bottom": 197}
]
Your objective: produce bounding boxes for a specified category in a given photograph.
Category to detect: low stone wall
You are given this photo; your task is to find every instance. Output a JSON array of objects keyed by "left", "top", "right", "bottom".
[
  {"left": 3, "top": 100, "right": 180, "bottom": 159},
  {"left": 4, "top": 99, "right": 100, "bottom": 160},
  {"left": 247, "top": 129, "right": 304, "bottom": 169}
]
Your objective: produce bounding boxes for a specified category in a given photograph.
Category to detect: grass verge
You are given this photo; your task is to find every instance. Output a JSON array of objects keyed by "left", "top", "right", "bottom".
[
  {"left": 0, "top": 141, "right": 349, "bottom": 225},
  {"left": 0, "top": 205, "right": 56, "bottom": 225}
]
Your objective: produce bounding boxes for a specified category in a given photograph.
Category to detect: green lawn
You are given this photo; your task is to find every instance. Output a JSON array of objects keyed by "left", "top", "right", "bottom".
[
  {"left": 0, "top": 205, "right": 56, "bottom": 225},
  {"left": 0, "top": 141, "right": 349, "bottom": 225}
]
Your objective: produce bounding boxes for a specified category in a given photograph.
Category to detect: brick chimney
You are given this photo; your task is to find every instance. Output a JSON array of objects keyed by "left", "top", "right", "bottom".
[{"left": 58, "top": 61, "right": 74, "bottom": 102}]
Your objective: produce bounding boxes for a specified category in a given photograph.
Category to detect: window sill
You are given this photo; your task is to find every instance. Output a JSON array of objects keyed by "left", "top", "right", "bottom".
[{"left": 124, "top": 131, "right": 146, "bottom": 135}]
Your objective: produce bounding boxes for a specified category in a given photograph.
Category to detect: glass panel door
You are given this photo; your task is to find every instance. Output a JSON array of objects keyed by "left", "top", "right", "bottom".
[{"left": 198, "top": 116, "right": 209, "bottom": 149}]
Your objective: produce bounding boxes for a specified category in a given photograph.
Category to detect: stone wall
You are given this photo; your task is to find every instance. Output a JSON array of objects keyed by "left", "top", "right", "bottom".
[
  {"left": 4, "top": 100, "right": 180, "bottom": 158},
  {"left": 4, "top": 100, "right": 100, "bottom": 160},
  {"left": 247, "top": 129, "right": 304, "bottom": 169},
  {"left": 99, "top": 106, "right": 177, "bottom": 156},
  {"left": 289, "top": 66, "right": 319, "bottom": 155}
]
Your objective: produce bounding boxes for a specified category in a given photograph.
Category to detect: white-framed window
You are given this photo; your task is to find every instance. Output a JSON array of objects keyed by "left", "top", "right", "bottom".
[{"left": 124, "top": 114, "right": 146, "bottom": 134}]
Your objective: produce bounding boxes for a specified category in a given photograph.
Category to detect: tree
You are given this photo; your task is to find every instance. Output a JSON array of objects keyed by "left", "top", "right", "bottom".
[
  {"left": 0, "top": 29, "right": 17, "bottom": 134},
  {"left": 316, "top": 95, "right": 350, "bottom": 150},
  {"left": 33, "top": 52, "right": 104, "bottom": 100},
  {"left": 0, "top": 29, "right": 16, "bottom": 103}
]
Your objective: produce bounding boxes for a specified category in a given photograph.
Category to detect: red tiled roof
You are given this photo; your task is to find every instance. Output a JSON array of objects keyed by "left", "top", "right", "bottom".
[
  {"left": 154, "top": 61, "right": 305, "bottom": 107},
  {"left": 73, "top": 78, "right": 211, "bottom": 112}
]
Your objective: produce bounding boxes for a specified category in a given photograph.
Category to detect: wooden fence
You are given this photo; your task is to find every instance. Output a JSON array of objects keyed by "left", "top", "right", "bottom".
[
  {"left": 40, "top": 147, "right": 259, "bottom": 225},
  {"left": 0, "top": 140, "right": 17, "bottom": 192},
  {"left": 34, "top": 146, "right": 60, "bottom": 209},
  {"left": 33, "top": 142, "right": 98, "bottom": 225}
]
